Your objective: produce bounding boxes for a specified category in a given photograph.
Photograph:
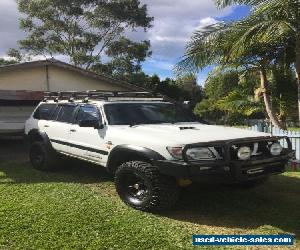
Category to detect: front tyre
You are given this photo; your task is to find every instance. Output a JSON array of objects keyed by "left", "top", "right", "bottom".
[{"left": 115, "top": 161, "right": 179, "bottom": 212}]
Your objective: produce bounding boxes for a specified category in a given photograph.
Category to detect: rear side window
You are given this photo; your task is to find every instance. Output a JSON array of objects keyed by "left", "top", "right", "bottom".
[
  {"left": 56, "top": 105, "right": 77, "bottom": 123},
  {"left": 33, "top": 104, "right": 57, "bottom": 120}
]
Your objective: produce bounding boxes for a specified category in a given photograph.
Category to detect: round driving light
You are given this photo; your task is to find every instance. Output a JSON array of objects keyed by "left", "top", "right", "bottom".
[
  {"left": 237, "top": 146, "right": 251, "bottom": 160},
  {"left": 270, "top": 143, "right": 282, "bottom": 156}
]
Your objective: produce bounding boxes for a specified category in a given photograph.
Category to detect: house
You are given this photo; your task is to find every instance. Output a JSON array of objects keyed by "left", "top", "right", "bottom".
[{"left": 0, "top": 59, "right": 144, "bottom": 135}]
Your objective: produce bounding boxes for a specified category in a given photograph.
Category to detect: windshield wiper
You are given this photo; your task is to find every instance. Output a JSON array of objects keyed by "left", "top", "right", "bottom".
[{"left": 129, "top": 122, "right": 141, "bottom": 127}]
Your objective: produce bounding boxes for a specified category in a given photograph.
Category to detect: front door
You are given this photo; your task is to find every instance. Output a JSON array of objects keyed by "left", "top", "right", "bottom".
[{"left": 67, "top": 104, "right": 108, "bottom": 165}]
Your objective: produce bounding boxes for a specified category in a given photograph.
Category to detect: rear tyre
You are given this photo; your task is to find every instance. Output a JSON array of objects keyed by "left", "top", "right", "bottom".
[
  {"left": 115, "top": 161, "right": 179, "bottom": 212},
  {"left": 29, "top": 142, "right": 60, "bottom": 171}
]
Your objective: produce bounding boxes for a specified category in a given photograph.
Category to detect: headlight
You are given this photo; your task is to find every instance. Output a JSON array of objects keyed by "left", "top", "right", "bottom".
[
  {"left": 270, "top": 143, "right": 282, "bottom": 156},
  {"left": 237, "top": 146, "right": 251, "bottom": 160},
  {"left": 186, "top": 147, "right": 215, "bottom": 161},
  {"left": 166, "top": 146, "right": 183, "bottom": 159}
]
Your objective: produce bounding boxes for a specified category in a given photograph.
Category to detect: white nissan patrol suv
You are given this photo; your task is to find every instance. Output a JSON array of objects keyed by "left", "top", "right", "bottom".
[{"left": 25, "top": 91, "right": 293, "bottom": 212}]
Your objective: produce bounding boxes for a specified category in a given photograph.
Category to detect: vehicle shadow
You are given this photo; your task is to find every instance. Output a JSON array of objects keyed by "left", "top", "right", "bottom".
[
  {"left": 162, "top": 174, "right": 300, "bottom": 238},
  {"left": 0, "top": 159, "right": 112, "bottom": 184},
  {"left": 0, "top": 160, "right": 112, "bottom": 184},
  {"left": 0, "top": 138, "right": 112, "bottom": 184}
]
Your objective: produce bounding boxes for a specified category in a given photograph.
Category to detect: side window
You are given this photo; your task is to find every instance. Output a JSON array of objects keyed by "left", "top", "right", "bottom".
[
  {"left": 50, "top": 106, "right": 62, "bottom": 121},
  {"left": 33, "top": 104, "right": 57, "bottom": 120},
  {"left": 56, "top": 105, "right": 77, "bottom": 123},
  {"left": 76, "top": 105, "right": 102, "bottom": 124}
]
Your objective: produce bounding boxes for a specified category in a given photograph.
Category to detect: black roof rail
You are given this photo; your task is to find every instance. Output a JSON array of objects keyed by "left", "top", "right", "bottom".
[{"left": 43, "top": 90, "right": 166, "bottom": 102}]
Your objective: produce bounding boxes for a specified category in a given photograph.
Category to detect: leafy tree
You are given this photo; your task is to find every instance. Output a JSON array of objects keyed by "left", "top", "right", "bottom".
[
  {"left": 16, "top": 0, "right": 153, "bottom": 70},
  {"left": 106, "top": 38, "right": 151, "bottom": 77},
  {"left": 194, "top": 69, "right": 263, "bottom": 124},
  {"left": 175, "top": 74, "right": 204, "bottom": 107},
  {"left": 177, "top": 11, "right": 293, "bottom": 128},
  {"left": 213, "top": 0, "right": 300, "bottom": 123},
  {"left": 203, "top": 68, "right": 239, "bottom": 101},
  {"left": 0, "top": 49, "right": 28, "bottom": 66},
  {"left": 120, "top": 72, "right": 203, "bottom": 105},
  {"left": 91, "top": 37, "right": 151, "bottom": 80},
  {"left": 0, "top": 58, "right": 18, "bottom": 66},
  {"left": 269, "top": 64, "right": 298, "bottom": 122},
  {"left": 7, "top": 49, "right": 23, "bottom": 62}
]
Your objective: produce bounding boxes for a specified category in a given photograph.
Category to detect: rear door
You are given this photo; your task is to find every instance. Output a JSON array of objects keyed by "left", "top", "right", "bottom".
[
  {"left": 44, "top": 104, "right": 77, "bottom": 153},
  {"left": 67, "top": 104, "right": 108, "bottom": 164},
  {"left": 32, "top": 103, "right": 57, "bottom": 135}
]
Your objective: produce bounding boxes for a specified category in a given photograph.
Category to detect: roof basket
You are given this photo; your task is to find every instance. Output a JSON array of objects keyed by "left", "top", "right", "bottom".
[{"left": 43, "top": 90, "right": 166, "bottom": 102}]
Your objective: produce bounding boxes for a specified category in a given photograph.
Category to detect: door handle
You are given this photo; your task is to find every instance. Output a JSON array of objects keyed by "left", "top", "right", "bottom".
[
  {"left": 70, "top": 129, "right": 76, "bottom": 132},
  {"left": 44, "top": 125, "right": 49, "bottom": 128}
]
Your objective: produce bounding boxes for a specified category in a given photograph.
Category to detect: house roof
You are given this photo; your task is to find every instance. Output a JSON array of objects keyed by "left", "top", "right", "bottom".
[{"left": 0, "top": 58, "right": 146, "bottom": 91}]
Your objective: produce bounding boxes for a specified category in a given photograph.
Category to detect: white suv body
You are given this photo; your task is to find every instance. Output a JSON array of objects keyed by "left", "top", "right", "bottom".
[
  {"left": 25, "top": 100, "right": 276, "bottom": 164},
  {"left": 24, "top": 91, "right": 293, "bottom": 211}
]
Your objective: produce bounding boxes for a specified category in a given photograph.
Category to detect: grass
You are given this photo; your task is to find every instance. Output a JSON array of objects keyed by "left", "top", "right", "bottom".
[
  {"left": 0, "top": 154, "right": 300, "bottom": 249},
  {"left": 288, "top": 127, "right": 300, "bottom": 132}
]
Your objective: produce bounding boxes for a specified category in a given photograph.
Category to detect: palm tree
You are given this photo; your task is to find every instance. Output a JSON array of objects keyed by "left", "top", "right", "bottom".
[
  {"left": 177, "top": 20, "right": 286, "bottom": 128},
  {"left": 214, "top": 0, "right": 300, "bottom": 124}
]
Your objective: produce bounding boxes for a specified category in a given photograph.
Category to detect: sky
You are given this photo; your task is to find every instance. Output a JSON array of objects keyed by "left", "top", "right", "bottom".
[{"left": 0, "top": 0, "right": 250, "bottom": 85}]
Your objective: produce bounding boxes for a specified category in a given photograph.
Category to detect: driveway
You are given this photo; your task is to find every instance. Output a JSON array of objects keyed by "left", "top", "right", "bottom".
[{"left": 0, "top": 137, "right": 28, "bottom": 161}]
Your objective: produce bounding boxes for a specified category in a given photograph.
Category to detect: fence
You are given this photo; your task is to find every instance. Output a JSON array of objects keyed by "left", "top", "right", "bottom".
[{"left": 247, "top": 125, "right": 300, "bottom": 160}]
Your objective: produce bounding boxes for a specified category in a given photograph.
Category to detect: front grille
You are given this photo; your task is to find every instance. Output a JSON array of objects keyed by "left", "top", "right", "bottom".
[{"left": 214, "top": 146, "right": 225, "bottom": 159}]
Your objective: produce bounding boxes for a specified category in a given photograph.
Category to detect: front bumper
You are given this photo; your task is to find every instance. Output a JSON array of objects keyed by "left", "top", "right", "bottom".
[{"left": 155, "top": 136, "right": 294, "bottom": 183}]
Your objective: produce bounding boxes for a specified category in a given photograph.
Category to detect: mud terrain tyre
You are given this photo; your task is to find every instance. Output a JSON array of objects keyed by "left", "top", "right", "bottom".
[
  {"left": 29, "top": 141, "right": 61, "bottom": 171},
  {"left": 115, "top": 161, "right": 179, "bottom": 212}
]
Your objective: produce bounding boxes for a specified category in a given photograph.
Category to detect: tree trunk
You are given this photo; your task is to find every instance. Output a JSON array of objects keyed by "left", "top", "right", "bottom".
[
  {"left": 259, "top": 67, "right": 285, "bottom": 129},
  {"left": 295, "top": 36, "right": 300, "bottom": 127}
]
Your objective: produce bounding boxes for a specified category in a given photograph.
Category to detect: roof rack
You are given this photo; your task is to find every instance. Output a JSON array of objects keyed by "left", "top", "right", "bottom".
[{"left": 43, "top": 90, "right": 166, "bottom": 102}]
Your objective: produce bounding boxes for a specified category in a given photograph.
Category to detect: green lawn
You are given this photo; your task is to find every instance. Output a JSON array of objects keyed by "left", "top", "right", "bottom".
[
  {"left": 0, "top": 158, "right": 299, "bottom": 249},
  {"left": 288, "top": 127, "right": 300, "bottom": 132}
]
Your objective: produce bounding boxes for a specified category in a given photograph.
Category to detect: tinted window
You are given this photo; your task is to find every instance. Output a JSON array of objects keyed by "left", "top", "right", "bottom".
[
  {"left": 33, "top": 104, "right": 57, "bottom": 120},
  {"left": 76, "top": 105, "right": 101, "bottom": 124},
  {"left": 50, "top": 106, "right": 62, "bottom": 121},
  {"left": 104, "top": 103, "right": 197, "bottom": 125},
  {"left": 56, "top": 105, "right": 76, "bottom": 123}
]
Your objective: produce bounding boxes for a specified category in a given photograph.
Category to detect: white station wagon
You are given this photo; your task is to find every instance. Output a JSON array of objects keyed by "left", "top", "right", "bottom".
[{"left": 24, "top": 91, "right": 293, "bottom": 211}]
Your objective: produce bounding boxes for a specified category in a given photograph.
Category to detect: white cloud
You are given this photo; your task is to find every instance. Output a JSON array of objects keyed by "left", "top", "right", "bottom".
[
  {"left": 0, "top": 0, "right": 233, "bottom": 81},
  {"left": 146, "top": 59, "right": 174, "bottom": 71},
  {"left": 137, "top": 0, "right": 232, "bottom": 63},
  {"left": 197, "top": 17, "right": 219, "bottom": 28},
  {"left": 0, "top": 0, "right": 25, "bottom": 56},
  {"left": 133, "top": 1, "right": 232, "bottom": 80},
  {"left": 146, "top": 16, "right": 219, "bottom": 60}
]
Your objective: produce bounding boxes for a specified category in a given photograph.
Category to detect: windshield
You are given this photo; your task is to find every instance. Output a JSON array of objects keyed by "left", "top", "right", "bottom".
[{"left": 104, "top": 103, "right": 198, "bottom": 125}]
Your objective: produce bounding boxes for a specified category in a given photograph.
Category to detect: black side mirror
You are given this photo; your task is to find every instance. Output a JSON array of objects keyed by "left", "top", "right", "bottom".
[{"left": 79, "top": 119, "right": 104, "bottom": 129}]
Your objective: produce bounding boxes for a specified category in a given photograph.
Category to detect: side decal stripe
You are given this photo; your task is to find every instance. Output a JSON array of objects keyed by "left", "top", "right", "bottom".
[{"left": 50, "top": 139, "right": 108, "bottom": 155}]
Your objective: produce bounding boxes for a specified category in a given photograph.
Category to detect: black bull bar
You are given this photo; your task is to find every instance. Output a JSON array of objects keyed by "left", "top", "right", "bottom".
[
  {"left": 182, "top": 136, "right": 293, "bottom": 165},
  {"left": 155, "top": 136, "right": 294, "bottom": 181}
]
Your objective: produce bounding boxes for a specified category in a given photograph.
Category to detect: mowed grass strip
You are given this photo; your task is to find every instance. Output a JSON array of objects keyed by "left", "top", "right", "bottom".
[{"left": 0, "top": 159, "right": 299, "bottom": 250}]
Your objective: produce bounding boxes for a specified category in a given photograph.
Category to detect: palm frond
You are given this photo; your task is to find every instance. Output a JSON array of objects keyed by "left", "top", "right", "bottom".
[
  {"left": 214, "top": 0, "right": 264, "bottom": 8},
  {"left": 177, "top": 0, "right": 298, "bottom": 76},
  {"left": 175, "top": 23, "right": 232, "bottom": 74}
]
